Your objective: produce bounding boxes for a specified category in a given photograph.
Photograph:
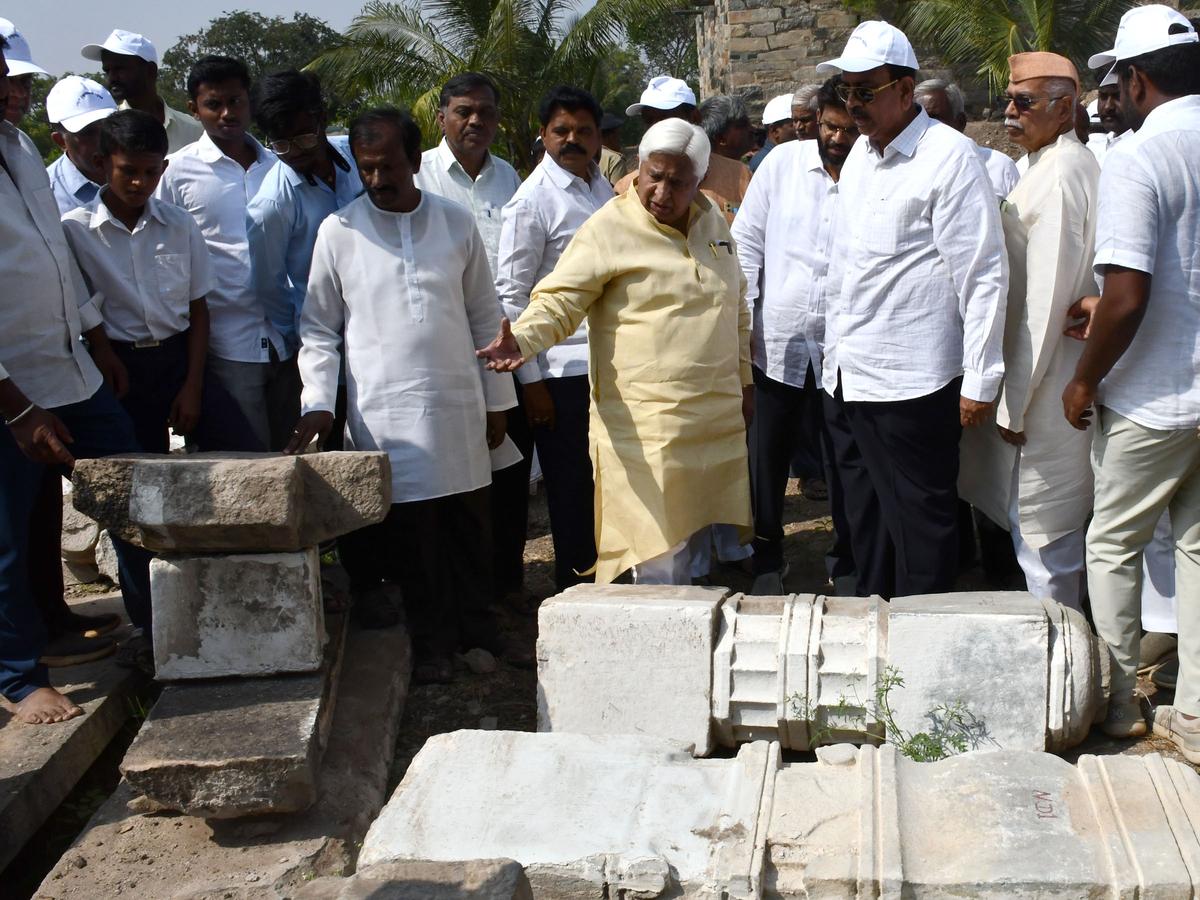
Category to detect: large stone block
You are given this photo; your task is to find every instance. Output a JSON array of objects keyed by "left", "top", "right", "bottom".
[
  {"left": 297, "top": 860, "right": 534, "bottom": 899},
  {"left": 151, "top": 549, "right": 324, "bottom": 680},
  {"left": 60, "top": 495, "right": 99, "bottom": 564},
  {"left": 536, "top": 584, "right": 728, "bottom": 755},
  {"left": 71, "top": 451, "right": 390, "bottom": 552}
]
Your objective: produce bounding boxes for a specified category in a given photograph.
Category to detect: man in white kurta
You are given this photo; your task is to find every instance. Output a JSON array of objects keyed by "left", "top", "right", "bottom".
[
  {"left": 959, "top": 53, "right": 1099, "bottom": 611},
  {"left": 291, "top": 109, "right": 516, "bottom": 682}
]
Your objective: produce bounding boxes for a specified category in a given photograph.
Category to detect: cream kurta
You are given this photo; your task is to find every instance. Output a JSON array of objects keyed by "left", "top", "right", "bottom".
[
  {"left": 511, "top": 185, "right": 753, "bottom": 583},
  {"left": 959, "top": 131, "right": 1099, "bottom": 547}
]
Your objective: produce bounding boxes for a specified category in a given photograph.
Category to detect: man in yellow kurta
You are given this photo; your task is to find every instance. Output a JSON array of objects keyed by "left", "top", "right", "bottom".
[{"left": 478, "top": 119, "right": 753, "bottom": 584}]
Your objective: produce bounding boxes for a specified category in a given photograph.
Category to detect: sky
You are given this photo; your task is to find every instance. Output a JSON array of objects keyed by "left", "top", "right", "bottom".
[{"left": 9, "top": 2, "right": 361, "bottom": 77}]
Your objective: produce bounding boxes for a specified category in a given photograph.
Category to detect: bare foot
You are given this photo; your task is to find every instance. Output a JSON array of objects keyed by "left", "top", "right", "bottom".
[{"left": 1, "top": 687, "right": 84, "bottom": 724}]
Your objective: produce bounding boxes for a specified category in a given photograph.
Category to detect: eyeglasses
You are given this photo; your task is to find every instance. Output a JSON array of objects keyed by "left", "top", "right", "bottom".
[
  {"left": 267, "top": 132, "right": 322, "bottom": 155},
  {"left": 819, "top": 121, "right": 860, "bottom": 138},
  {"left": 1001, "top": 94, "right": 1068, "bottom": 113},
  {"left": 834, "top": 78, "right": 902, "bottom": 105}
]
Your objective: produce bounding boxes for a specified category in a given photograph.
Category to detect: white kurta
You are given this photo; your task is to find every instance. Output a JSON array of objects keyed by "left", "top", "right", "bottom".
[
  {"left": 298, "top": 192, "right": 516, "bottom": 502},
  {"left": 959, "top": 132, "right": 1099, "bottom": 548}
]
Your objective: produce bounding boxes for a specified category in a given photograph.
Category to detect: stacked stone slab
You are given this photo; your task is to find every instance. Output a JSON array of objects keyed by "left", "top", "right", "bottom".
[
  {"left": 537, "top": 586, "right": 1103, "bottom": 755},
  {"left": 72, "top": 451, "right": 390, "bottom": 679},
  {"left": 360, "top": 730, "right": 1200, "bottom": 898}
]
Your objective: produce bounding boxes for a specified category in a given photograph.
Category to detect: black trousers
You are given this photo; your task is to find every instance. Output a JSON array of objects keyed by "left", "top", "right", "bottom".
[
  {"left": 750, "top": 365, "right": 852, "bottom": 580},
  {"left": 531, "top": 375, "right": 596, "bottom": 591},
  {"left": 490, "top": 383, "right": 534, "bottom": 599},
  {"left": 824, "top": 376, "right": 962, "bottom": 599},
  {"left": 339, "top": 486, "right": 493, "bottom": 655}
]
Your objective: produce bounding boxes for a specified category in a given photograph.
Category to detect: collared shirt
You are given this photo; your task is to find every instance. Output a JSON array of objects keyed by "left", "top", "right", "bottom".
[
  {"left": 118, "top": 99, "right": 204, "bottom": 155},
  {"left": 615, "top": 153, "right": 751, "bottom": 224},
  {"left": 155, "top": 132, "right": 283, "bottom": 363},
  {"left": 413, "top": 138, "right": 521, "bottom": 274},
  {"left": 731, "top": 139, "right": 834, "bottom": 388},
  {"left": 61, "top": 192, "right": 213, "bottom": 344},
  {"left": 1086, "top": 129, "right": 1129, "bottom": 169},
  {"left": 825, "top": 108, "right": 1008, "bottom": 402},
  {"left": 599, "top": 146, "right": 629, "bottom": 186},
  {"left": 299, "top": 192, "right": 516, "bottom": 502},
  {"left": 496, "top": 154, "right": 614, "bottom": 383},
  {"left": 246, "top": 135, "right": 362, "bottom": 355},
  {"left": 0, "top": 122, "right": 102, "bottom": 407},
  {"left": 46, "top": 153, "right": 100, "bottom": 215},
  {"left": 978, "top": 145, "right": 1019, "bottom": 199},
  {"left": 1093, "top": 94, "right": 1200, "bottom": 429},
  {"left": 749, "top": 139, "right": 775, "bottom": 173}
]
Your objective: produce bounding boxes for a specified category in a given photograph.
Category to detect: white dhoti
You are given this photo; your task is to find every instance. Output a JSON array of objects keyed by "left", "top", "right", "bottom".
[{"left": 1007, "top": 457, "right": 1086, "bottom": 611}]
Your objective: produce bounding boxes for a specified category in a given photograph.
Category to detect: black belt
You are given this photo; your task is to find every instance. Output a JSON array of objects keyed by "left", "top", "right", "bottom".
[{"left": 110, "top": 330, "right": 188, "bottom": 351}]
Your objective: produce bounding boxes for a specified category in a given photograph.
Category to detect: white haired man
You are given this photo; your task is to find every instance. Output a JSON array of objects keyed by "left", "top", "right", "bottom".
[{"left": 479, "top": 119, "right": 753, "bottom": 585}]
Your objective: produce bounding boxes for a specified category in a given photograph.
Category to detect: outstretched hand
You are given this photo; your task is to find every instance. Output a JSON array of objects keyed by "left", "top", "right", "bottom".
[{"left": 476, "top": 318, "right": 526, "bottom": 372}]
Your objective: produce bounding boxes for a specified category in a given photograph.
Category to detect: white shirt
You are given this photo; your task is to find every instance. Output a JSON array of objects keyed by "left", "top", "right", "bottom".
[
  {"left": 61, "top": 193, "right": 213, "bottom": 344},
  {"left": 46, "top": 153, "right": 100, "bottom": 215},
  {"left": 978, "top": 146, "right": 1019, "bottom": 199},
  {"left": 299, "top": 192, "right": 517, "bottom": 502},
  {"left": 414, "top": 138, "right": 521, "bottom": 274},
  {"left": 825, "top": 108, "right": 1008, "bottom": 402},
  {"left": 0, "top": 122, "right": 102, "bottom": 407},
  {"left": 155, "top": 132, "right": 284, "bottom": 363},
  {"left": 495, "top": 155, "right": 614, "bottom": 384},
  {"left": 1093, "top": 94, "right": 1200, "bottom": 429},
  {"left": 1086, "top": 129, "right": 1129, "bottom": 169},
  {"left": 730, "top": 139, "right": 834, "bottom": 388},
  {"left": 118, "top": 100, "right": 204, "bottom": 155}
]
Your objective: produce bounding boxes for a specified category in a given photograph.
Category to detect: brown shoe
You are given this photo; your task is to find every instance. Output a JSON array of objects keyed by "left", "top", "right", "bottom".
[
  {"left": 1102, "top": 693, "right": 1148, "bottom": 739},
  {"left": 55, "top": 610, "right": 122, "bottom": 639},
  {"left": 40, "top": 632, "right": 117, "bottom": 667}
]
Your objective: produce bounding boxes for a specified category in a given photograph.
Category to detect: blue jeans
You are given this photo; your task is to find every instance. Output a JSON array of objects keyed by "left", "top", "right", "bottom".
[{"left": 0, "top": 385, "right": 152, "bottom": 701}]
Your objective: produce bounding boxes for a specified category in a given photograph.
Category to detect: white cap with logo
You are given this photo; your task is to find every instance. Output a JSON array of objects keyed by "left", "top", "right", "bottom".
[
  {"left": 1089, "top": 4, "right": 1198, "bottom": 87},
  {"left": 817, "top": 20, "right": 919, "bottom": 74},
  {"left": 762, "top": 93, "right": 794, "bottom": 126},
  {"left": 46, "top": 76, "right": 118, "bottom": 133},
  {"left": 626, "top": 75, "right": 697, "bottom": 116},
  {"left": 0, "top": 18, "right": 48, "bottom": 77},
  {"left": 81, "top": 28, "right": 159, "bottom": 65}
]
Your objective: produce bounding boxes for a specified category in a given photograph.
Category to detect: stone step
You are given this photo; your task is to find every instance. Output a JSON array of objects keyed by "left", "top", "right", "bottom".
[{"left": 119, "top": 612, "right": 348, "bottom": 818}]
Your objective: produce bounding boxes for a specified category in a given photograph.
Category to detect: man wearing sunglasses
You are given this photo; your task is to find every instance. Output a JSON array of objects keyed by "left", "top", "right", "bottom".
[{"left": 816, "top": 21, "right": 1007, "bottom": 600}]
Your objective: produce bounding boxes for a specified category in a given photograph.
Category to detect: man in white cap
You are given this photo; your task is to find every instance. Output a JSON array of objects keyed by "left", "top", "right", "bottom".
[
  {"left": 45, "top": 76, "right": 116, "bottom": 215},
  {"left": 1086, "top": 77, "right": 1130, "bottom": 167},
  {"left": 913, "top": 78, "right": 1019, "bottom": 199},
  {"left": 749, "top": 92, "right": 795, "bottom": 172},
  {"left": 615, "top": 75, "right": 750, "bottom": 222},
  {"left": 959, "top": 52, "right": 1098, "bottom": 616},
  {"left": 1061, "top": 5, "right": 1200, "bottom": 747},
  {"left": 818, "top": 21, "right": 1007, "bottom": 599},
  {"left": 82, "top": 29, "right": 201, "bottom": 154},
  {"left": 0, "top": 19, "right": 46, "bottom": 125}
]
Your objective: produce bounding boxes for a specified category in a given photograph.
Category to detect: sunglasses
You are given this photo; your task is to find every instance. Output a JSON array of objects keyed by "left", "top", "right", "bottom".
[
  {"left": 268, "top": 132, "right": 322, "bottom": 155},
  {"left": 1002, "top": 94, "right": 1068, "bottom": 113},
  {"left": 834, "top": 78, "right": 902, "bottom": 105}
]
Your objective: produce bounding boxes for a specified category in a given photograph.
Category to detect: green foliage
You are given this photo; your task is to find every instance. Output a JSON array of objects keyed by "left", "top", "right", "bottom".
[
  {"left": 791, "top": 665, "right": 980, "bottom": 762},
  {"left": 899, "top": 0, "right": 1136, "bottom": 95},
  {"left": 625, "top": 0, "right": 699, "bottom": 86}
]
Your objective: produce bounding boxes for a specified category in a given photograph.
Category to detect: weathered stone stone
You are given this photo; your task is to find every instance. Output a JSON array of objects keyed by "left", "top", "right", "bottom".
[
  {"left": 296, "top": 860, "right": 533, "bottom": 899},
  {"left": 94, "top": 529, "right": 120, "bottom": 585},
  {"left": 151, "top": 548, "right": 324, "bottom": 680},
  {"left": 537, "top": 584, "right": 728, "bottom": 756},
  {"left": 71, "top": 451, "right": 391, "bottom": 552},
  {"left": 60, "top": 496, "right": 99, "bottom": 564},
  {"left": 121, "top": 613, "right": 346, "bottom": 817}
]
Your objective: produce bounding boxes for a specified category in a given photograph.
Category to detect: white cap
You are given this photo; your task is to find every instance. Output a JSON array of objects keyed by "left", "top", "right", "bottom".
[
  {"left": 46, "top": 76, "right": 117, "bottom": 132},
  {"left": 762, "top": 93, "right": 794, "bottom": 126},
  {"left": 626, "top": 75, "right": 697, "bottom": 116},
  {"left": 1087, "top": 98, "right": 1100, "bottom": 124},
  {"left": 1088, "top": 5, "right": 1197, "bottom": 70},
  {"left": 81, "top": 28, "right": 158, "bottom": 65},
  {"left": 0, "top": 18, "right": 48, "bottom": 77},
  {"left": 817, "top": 20, "right": 919, "bottom": 74}
]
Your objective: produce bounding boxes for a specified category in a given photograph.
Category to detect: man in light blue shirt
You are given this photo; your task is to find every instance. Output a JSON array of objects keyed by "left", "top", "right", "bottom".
[
  {"left": 247, "top": 70, "right": 362, "bottom": 358},
  {"left": 45, "top": 76, "right": 116, "bottom": 214}
]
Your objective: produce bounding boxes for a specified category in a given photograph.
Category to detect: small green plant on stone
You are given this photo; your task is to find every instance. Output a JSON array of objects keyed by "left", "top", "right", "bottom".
[{"left": 790, "top": 666, "right": 980, "bottom": 762}]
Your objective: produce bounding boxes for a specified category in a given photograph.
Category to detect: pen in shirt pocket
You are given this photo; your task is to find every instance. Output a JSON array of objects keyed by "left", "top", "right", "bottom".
[{"left": 708, "top": 240, "right": 733, "bottom": 256}]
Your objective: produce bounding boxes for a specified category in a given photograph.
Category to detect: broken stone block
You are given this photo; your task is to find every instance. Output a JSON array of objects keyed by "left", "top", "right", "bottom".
[
  {"left": 296, "top": 859, "right": 533, "bottom": 899},
  {"left": 536, "top": 584, "right": 729, "bottom": 755},
  {"left": 71, "top": 451, "right": 391, "bottom": 552},
  {"left": 93, "top": 529, "right": 119, "bottom": 585},
  {"left": 60, "top": 497, "right": 99, "bottom": 564},
  {"left": 120, "top": 613, "right": 347, "bottom": 818},
  {"left": 359, "top": 730, "right": 1200, "bottom": 899},
  {"left": 151, "top": 549, "right": 324, "bottom": 680}
]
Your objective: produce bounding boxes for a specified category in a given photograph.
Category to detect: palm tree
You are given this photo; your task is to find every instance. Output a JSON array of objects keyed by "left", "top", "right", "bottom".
[
  {"left": 899, "top": 0, "right": 1136, "bottom": 95},
  {"left": 309, "top": 0, "right": 673, "bottom": 170}
]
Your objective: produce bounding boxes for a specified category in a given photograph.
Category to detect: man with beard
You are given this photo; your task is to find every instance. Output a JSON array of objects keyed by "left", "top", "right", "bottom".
[
  {"left": 495, "top": 86, "right": 613, "bottom": 592},
  {"left": 1086, "top": 79, "right": 1130, "bottom": 167},
  {"left": 0, "top": 19, "right": 46, "bottom": 125},
  {"left": 82, "top": 29, "right": 201, "bottom": 154},
  {"left": 818, "top": 21, "right": 1007, "bottom": 599},
  {"left": 732, "top": 77, "right": 859, "bottom": 595}
]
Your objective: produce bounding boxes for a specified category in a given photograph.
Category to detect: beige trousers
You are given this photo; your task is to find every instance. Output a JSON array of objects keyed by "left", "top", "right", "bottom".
[{"left": 1087, "top": 408, "right": 1200, "bottom": 713}]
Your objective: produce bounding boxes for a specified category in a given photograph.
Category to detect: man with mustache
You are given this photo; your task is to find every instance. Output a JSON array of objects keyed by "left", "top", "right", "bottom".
[
  {"left": 0, "top": 19, "right": 46, "bottom": 126},
  {"left": 731, "top": 77, "right": 858, "bottom": 596},
  {"left": 1086, "top": 79, "right": 1130, "bottom": 167},
  {"left": 818, "top": 21, "right": 1007, "bottom": 599},
  {"left": 495, "top": 86, "right": 612, "bottom": 592},
  {"left": 959, "top": 52, "right": 1098, "bottom": 619}
]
